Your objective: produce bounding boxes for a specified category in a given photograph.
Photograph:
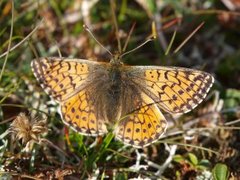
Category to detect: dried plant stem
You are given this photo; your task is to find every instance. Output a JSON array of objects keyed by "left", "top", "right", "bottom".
[
  {"left": 174, "top": 22, "right": 205, "bottom": 53},
  {"left": 0, "top": 19, "right": 44, "bottom": 59},
  {"left": 0, "top": 0, "right": 14, "bottom": 82}
]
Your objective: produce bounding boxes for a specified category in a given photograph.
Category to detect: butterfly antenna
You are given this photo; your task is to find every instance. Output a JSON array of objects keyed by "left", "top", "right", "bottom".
[
  {"left": 120, "top": 21, "right": 157, "bottom": 58},
  {"left": 120, "top": 37, "right": 154, "bottom": 59},
  {"left": 83, "top": 25, "right": 113, "bottom": 56}
]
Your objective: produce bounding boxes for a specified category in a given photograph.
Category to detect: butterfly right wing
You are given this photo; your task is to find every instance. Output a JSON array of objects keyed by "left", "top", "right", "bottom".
[
  {"left": 31, "top": 57, "right": 99, "bottom": 102},
  {"left": 61, "top": 88, "right": 108, "bottom": 136},
  {"left": 32, "top": 57, "right": 108, "bottom": 136}
]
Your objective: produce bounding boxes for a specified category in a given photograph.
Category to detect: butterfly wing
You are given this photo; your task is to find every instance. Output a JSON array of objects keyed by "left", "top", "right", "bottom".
[
  {"left": 31, "top": 57, "right": 100, "bottom": 102},
  {"left": 127, "top": 66, "right": 214, "bottom": 114},
  {"left": 32, "top": 57, "right": 108, "bottom": 136},
  {"left": 115, "top": 66, "right": 213, "bottom": 147},
  {"left": 115, "top": 93, "right": 167, "bottom": 148},
  {"left": 61, "top": 88, "right": 108, "bottom": 136}
]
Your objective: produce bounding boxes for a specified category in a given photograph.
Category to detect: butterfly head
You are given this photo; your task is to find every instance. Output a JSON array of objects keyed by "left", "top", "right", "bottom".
[{"left": 110, "top": 53, "right": 124, "bottom": 67}]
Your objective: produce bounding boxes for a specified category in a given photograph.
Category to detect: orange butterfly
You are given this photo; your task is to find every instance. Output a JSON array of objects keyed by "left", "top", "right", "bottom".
[{"left": 32, "top": 53, "right": 214, "bottom": 148}]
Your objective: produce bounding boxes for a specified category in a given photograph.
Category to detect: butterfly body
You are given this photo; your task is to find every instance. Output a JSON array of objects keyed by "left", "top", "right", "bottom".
[
  {"left": 32, "top": 57, "right": 214, "bottom": 148},
  {"left": 107, "top": 58, "right": 123, "bottom": 102}
]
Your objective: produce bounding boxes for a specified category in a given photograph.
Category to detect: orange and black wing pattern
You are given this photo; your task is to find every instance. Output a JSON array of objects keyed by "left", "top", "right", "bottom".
[
  {"left": 129, "top": 66, "right": 214, "bottom": 114},
  {"left": 32, "top": 57, "right": 108, "bottom": 136},
  {"left": 115, "top": 94, "right": 167, "bottom": 148},
  {"left": 31, "top": 57, "right": 97, "bottom": 102}
]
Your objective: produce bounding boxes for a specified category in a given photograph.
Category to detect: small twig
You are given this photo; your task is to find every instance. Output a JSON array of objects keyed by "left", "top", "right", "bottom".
[
  {"left": 122, "top": 22, "right": 136, "bottom": 53},
  {"left": 0, "top": 116, "right": 16, "bottom": 125},
  {"left": 0, "top": 129, "right": 10, "bottom": 139},
  {"left": 149, "top": 144, "right": 177, "bottom": 176},
  {"left": 110, "top": 0, "right": 122, "bottom": 53},
  {"left": 54, "top": 40, "right": 62, "bottom": 57},
  {"left": 193, "top": 9, "right": 240, "bottom": 16},
  {"left": 0, "top": 103, "right": 49, "bottom": 116},
  {"left": 225, "top": 119, "right": 240, "bottom": 126},
  {"left": 154, "top": 13, "right": 168, "bottom": 51},
  {"left": 106, "top": 145, "right": 132, "bottom": 160},
  {"left": 163, "top": 140, "right": 219, "bottom": 155},
  {"left": 129, "top": 149, "right": 148, "bottom": 171},
  {"left": 165, "top": 28, "right": 177, "bottom": 55},
  {"left": 161, "top": 18, "right": 182, "bottom": 31},
  {"left": 0, "top": 19, "right": 44, "bottom": 59},
  {"left": 174, "top": 22, "right": 205, "bottom": 53},
  {"left": 0, "top": 0, "right": 14, "bottom": 82},
  {"left": 28, "top": 41, "right": 39, "bottom": 59},
  {"left": 40, "top": 138, "right": 69, "bottom": 157}
]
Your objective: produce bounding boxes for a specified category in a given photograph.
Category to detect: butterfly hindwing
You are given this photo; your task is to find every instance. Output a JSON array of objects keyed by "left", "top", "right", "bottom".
[
  {"left": 115, "top": 93, "right": 167, "bottom": 148},
  {"left": 61, "top": 89, "right": 108, "bottom": 136}
]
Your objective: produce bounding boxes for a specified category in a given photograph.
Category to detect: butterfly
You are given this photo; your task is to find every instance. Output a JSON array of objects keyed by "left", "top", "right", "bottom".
[{"left": 31, "top": 52, "right": 214, "bottom": 148}]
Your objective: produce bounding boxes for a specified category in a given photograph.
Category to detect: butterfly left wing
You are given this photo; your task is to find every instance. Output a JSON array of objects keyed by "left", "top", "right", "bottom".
[
  {"left": 115, "top": 93, "right": 167, "bottom": 148},
  {"left": 127, "top": 66, "right": 214, "bottom": 114}
]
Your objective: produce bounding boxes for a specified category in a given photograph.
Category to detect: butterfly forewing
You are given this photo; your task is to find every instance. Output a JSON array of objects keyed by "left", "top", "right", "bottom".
[
  {"left": 127, "top": 66, "right": 214, "bottom": 114},
  {"left": 31, "top": 57, "right": 100, "bottom": 102}
]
